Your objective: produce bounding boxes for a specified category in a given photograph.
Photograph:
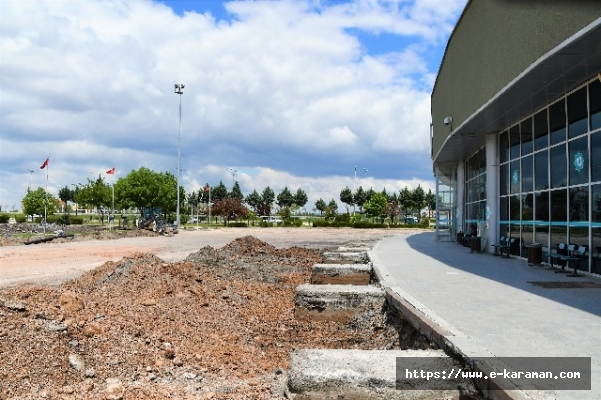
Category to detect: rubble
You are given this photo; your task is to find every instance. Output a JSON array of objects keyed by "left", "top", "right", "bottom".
[{"left": 0, "top": 236, "right": 420, "bottom": 399}]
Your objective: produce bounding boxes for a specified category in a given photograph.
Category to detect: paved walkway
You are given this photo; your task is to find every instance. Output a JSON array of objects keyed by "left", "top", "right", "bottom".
[{"left": 370, "top": 231, "right": 601, "bottom": 400}]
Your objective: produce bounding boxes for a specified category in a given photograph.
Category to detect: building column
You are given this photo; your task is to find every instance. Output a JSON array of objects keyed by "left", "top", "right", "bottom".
[
  {"left": 486, "top": 132, "right": 498, "bottom": 254},
  {"left": 456, "top": 162, "right": 465, "bottom": 235}
]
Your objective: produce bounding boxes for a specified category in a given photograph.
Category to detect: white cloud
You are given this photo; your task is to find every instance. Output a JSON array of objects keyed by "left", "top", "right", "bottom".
[{"left": 0, "top": 0, "right": 465, "bottom": 211}]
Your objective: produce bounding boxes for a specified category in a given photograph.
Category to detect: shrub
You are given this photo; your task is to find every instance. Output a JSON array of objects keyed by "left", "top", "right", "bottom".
[
  {"left": 57, "top": 214, "right": 70, "bottom": 226},
  {"left": 0, "top": 214, "right": 9, "bottom": 223},
  {"left": 15, "top": 216, "right": 27, "bottom": 223},
  {"left": 334, "top": 213, "right": 351, "bottom": 223},
  {"left": 70, "top": 217, "right": 84, "bottom": 225},
  {"left": 228, "top": 222, "right": 248, "bottom": 227}
]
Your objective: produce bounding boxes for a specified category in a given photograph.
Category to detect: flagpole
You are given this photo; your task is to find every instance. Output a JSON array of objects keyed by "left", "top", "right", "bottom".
[
  {"left": 208, "top": 187, "right": 211, "bottom": 226},
  {"left": 44, "top": 156, "right": 49, "bottom": 234}
]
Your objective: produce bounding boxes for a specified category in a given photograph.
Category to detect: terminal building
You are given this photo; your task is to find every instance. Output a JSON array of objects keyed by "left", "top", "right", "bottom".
[{"left": 431, "top": 1, "right": 601, "bottom": 274}]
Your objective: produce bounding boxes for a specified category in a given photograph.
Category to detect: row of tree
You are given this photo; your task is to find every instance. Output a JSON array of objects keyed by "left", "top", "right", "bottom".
[{"left": 21, "top": 166, "right": 436, "bottom": 224}]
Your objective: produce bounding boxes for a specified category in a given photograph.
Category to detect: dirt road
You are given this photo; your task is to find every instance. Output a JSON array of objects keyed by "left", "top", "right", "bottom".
[{"left": 0, "top": 227, "right": 406, "bottom": 288}]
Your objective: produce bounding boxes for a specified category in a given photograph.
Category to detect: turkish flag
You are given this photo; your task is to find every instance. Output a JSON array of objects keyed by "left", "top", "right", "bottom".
[
  {"left": 204, "top": 186, "right": 210, "bottom": 192},
  {"left": 106, "top": 167, "right": 115, "bottom": 175},
  {"left": 40, "top": 157, "right": 49, "bottom": 169}
]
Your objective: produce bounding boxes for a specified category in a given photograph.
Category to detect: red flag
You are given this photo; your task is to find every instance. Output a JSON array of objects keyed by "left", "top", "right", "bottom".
[
  {"left": 204, "top": 186, "right": 210, "bottom": 192},
  {"left": 40, "top": 157, "right": 49, "bottom": 169},
  {"left": 106, "top": 167, "right": 115, "bottom": 175}
]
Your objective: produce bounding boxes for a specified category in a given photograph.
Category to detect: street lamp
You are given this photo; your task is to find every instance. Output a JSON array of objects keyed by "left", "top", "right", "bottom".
[
  {"left": 27, "top": 169, "right": 33, "bottom": 191},
  {"left": 174, "top": 83, "right": 185, "bottom": 227},
  {"left": 229, "top": 167, "right": 237, "bottom": 187}
]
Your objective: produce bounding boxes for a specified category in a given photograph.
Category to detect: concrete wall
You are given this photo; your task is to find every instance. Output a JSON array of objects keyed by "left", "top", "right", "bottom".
[{"left": 431, "top": 0, "right": 601, "bottom": 158}]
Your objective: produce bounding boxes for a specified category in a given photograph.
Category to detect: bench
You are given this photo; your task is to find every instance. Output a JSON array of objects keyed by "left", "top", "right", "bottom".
[
  {"left": 491, "top": 236, "right": 506, "bottom": 256},
  {"left": 561, "top": 245, "right": 587, "bottom": 277},
  {"left": 548, "top": 243, "right": 567, "bottom": 270},
  {"left": 499, "top": 237, "right": 514, "bottom": 258}
]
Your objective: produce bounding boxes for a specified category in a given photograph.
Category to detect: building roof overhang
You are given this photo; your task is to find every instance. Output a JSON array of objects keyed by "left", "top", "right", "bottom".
[{"left": 434, "top": 19, "right": 601, "bottom": 179}]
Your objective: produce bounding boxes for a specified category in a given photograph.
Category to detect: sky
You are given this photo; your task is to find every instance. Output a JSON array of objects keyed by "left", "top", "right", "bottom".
[{"left": 0, "top": 0, "right": 467, "bottom": 213}]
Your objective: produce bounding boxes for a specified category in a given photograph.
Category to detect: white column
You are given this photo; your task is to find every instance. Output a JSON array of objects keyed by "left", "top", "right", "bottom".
[
  {"left": 486, "top": 132, "right": 498, "bottom": 254},
  {"left": 456, "top": 162, "right": 465, "bottom": 235}
]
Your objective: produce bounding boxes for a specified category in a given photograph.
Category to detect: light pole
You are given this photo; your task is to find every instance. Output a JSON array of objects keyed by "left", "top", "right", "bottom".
[
  {"left": 174, "top": 83, "right": 185, "bottom": 227},
  {"left": 27, "top": 169, "right": 33, "bottom": 191},
  {"left": 229, "top": 167, "right": 237, "bottom": 187}
]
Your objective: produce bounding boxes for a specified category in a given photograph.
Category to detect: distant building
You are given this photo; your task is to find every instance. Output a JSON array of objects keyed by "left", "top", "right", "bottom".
[{"left": 431, "top": 1, "right": 601, "bottom": 274}]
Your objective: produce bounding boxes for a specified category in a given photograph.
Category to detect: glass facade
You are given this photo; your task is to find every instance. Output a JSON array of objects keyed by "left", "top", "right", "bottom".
[
  {"left": 497, "top": 77, "right": 600, "bottom": 273},
  {"left": 465, "top": 148, "right": 486, "bottom": 235}
]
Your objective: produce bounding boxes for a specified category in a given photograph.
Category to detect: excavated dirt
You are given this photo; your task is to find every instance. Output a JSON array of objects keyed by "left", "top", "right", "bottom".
[{"left": 0, "top": 235, "right": 428, "bottom": 399}]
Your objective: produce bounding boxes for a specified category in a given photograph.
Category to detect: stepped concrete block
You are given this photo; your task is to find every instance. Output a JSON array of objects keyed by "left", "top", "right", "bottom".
[
  {"left": 311, "top": 263, "right": 372, "bottom": 285},
  {"left": 294, "top": 284, "right": 384, "bottom": 323},
  {"left": 322, "top": 251, "right": 370, "bottom": 264}
]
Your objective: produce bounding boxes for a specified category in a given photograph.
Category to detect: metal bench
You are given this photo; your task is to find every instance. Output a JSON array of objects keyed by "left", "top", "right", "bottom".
[
  {"left": 491, "top": 236, "right": 506, "bottom": 256},
  {"left": 499, "top": 237, "right": 514, "bottom": 258},
  {"left": 548, "top": 243, "right": 567, "bottom": 270},
  {"left": 561, "top": 245, "right": 587, "bottom": 277}
]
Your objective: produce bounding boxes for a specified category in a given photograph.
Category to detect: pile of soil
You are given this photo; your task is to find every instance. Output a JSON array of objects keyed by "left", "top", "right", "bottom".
[
  {"left": 0, "top": 236, "right": 422, "bottom": 399},
  {"left": 0, "top": 225, "right": 159, "bottom": 246}
]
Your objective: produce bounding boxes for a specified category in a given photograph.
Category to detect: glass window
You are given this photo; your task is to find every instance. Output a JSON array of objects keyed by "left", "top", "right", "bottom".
[
  {"left": 522, "top": 193, "right": 533, "bottom": 222},
  {"left": 535, "top": 191, "right": 549, "bottom": 221},
  {"left": 500, "top": 131, "right": 509, "bottom": 163},
  {"left": 500, "top": 196, "right": 509, "bottom": 222},
  {"left": 569, "top": 136, "right": 589, "bottom": 186},
  {"left": 590, "top": 79, "right": 601, "bottom": 131},
  {"left": 510, "top": 160, "right": 520, "bottom": 194},
  {"left": 569, "top": 186, "right": 589, "bottom": 223},
  {"left": 534, "top": 109, "right": 548, "bottom": 151},
  {"left": 550, "top": 144, "right": 567, "bottom": 188},
  {"left": 510, "top": 195, "right": 520, "bottom": 222},
  {"left": 522, "top": 154, "right": 533, "bottom": 193},
  {"left": 521, "top": 117, "right": 533, "bottom": 156},
  {"left": 593, "top": 131, "right": 601, "bottom": 183},
  {"left": 535, "top": 150, "right": 548, "bottom": 191},
  {"left": 567, "top": 87, "right": 588, "bottom": 139},
  {"left": 551, "top": 189, "right": 567, "bottom": 223},
  {"left": 550, "top": 100, "right": 566, "bottom": 145},
  {"left": 592, "top": 184, "right": 601, "bottom": 274},
  {"left": 500, "top": 163, "right": 509, "bottom": 196},
  {"left": 509, "top": 125, "right": 520, "bottom": 160}
]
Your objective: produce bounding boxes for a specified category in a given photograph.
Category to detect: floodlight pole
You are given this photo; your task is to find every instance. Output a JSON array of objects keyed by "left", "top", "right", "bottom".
[{"left": 174, "top": 83, "right": 185, "bottom": 227}]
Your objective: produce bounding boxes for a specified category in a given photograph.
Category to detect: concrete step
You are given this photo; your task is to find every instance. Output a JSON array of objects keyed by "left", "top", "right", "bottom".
[
  {"left": 289, "top": 349, "right": 477, "bottom": 399},
  {"left": 322, "top": 251, "right": 370, "bottom": 264},
  {"left": 310, "top": 263, "right": 372, "bottom": 285},
  {"left": 294, "top": 284, "right": 384, "bottom": 323}
]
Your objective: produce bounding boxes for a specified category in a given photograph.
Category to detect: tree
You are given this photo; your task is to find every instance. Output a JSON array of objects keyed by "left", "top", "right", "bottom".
[
  {"left": 113, "top": 167, "right": 183, "bottom": 218},
  {"left": 315, "top": 198, "right": 327, "bottom": 215},
  {"left": 22, "top": 188, "right": 58, "bottom": 219},
  {"left": 245, "top": 190, "right": 262, "bottom": 213},
  {"left": 425, "top": 189, "right": 436, "bottom": 218},
  {"left": 386, "top": 200, "right": 400, "bottom": 224},
  {"left": 363, "top": 192, "right": 388, "bottom": 222},
  {"left": 211, "top": 181, "right": 228, "bottom": 201},
  {"left": 353, "top": 186, "right": 368, "bottom": 213},
  {"left": 256, "top": 186, "right": 275, "bottom": 216},
  {"left": 277, "top": 187, "right": 295, "bottom": 208},
  {"left": 229, "top": 182, "right": 244, "bottom": 200},
  {"left": 324, "top": 199, "right": 338, "bottom": 221},
  {"left": 78, "top": 175, "right": 112, "bottom": 222},
  {"left": 398, "top": 186, "right": 412, "bottom": 217},
  {"left": 211, "top": 198, "right": 248, "bottom": 225},
  {"left": 412, "top": 185, "right": 426, "bottom": 219},
  {"left": 294, "top": 188, "right": 308, "bottom": 208},
  {"left": 58, "top": 186, "right": 75, "bottom": 206},
  {"left": 340, "top": 187, "right": 354, "bottom": 213}
]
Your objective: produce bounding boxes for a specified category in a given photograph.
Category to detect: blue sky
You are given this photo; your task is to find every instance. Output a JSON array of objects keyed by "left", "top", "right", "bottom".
[{"left": 0, "top": 0, "right": 466, "bottom": 212}]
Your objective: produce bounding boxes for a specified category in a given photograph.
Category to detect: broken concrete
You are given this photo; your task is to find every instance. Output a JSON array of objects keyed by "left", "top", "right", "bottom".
[
  {"left": 288, "top": 349, "right": 479, "bottom": 399},
  {"left": 294, "top": 284, "right": 384, "bottom": 323},
  {"left": 310, "top": 263, "right": 372, "bottom": 285}
]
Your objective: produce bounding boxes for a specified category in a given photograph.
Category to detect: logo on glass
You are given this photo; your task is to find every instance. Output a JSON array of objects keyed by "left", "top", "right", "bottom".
[
  {"left": 512, "top": 170, "right": 519, "bottom": 185},
  {"left": 573, "top": 152, "right": 585, "bottom": 172}
]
